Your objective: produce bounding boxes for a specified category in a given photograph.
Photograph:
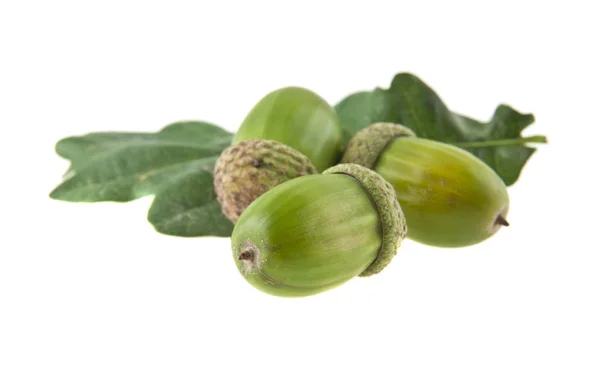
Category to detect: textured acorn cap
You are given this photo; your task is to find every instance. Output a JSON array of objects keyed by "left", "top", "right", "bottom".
[
  {"left": 214, "top": 139, "right": 318, "bottom": 223},
  {"left": 341, "top": 122, "right": 417, "bottom": 169},
  {"left": 323, "top": 163, "right": 407, "bottom": 277}
]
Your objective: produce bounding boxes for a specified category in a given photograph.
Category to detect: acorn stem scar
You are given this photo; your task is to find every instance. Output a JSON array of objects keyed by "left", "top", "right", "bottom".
[
  {"left": 238, "top": 249, "right": 255, "bottom": 261},
  {"left": 495, "top": 215, "right": 510, "bottom": 227}
]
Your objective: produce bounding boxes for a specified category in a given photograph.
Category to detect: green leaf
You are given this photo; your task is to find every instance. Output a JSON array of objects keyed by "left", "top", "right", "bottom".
[
  {"left": 50, "top": 121, "right": 235, "bottom": 238},
  {"left": 50, "top": 121, "right": 233, "bottom": 202},
  {"left": 147, "top": 170, "right": 233, "bottom": 237},
  {"left": 334, "top": 88, "right": 394, "bottom": 145},
  {"left": 334, "top": 72, "right": 547, "bottom": 186}
]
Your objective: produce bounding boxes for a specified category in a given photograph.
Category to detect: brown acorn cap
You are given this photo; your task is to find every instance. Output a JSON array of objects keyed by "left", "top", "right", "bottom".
[
  {"left": 341, "top": 122, "right": 416, "bottom": 169},
  {"left": 323, "top": 163, "right": 407, "bottom": 277},
  {"left": 214, "top": 139, "right": 318, "bottom": 223}
]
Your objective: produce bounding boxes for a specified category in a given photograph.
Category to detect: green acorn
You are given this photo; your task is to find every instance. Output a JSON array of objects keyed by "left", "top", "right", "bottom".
[
  {"left": 233, "top": 86, "right": 344, "bottom": 172},
  {"left": 231, "top": 163, "right": 407, "bottom": 298},
  {"left": 214, "top": 139, "right": 317, "bottom": 223},
  {"left": 341, "top": 122, "right": 510, "bottom": 248}
]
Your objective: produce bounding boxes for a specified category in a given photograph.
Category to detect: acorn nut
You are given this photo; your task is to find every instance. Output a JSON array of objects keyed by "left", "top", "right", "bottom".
[
  {"left": 214, "top": 139, "right": 318, "bottom": 223},
  {"left": 231, "top": 163, "right": 407, "bottom": 298},
  {"left": 341, "top": 122, "right": 510, "bottom": 248},
  {"left": 233, "top": 86, "right": 344, "bottom": 172}
]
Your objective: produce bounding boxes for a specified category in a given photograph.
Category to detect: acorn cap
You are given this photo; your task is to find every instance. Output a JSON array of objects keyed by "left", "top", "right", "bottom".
[
  {"left": 341, "top": 122, "right": 416, "bottom": 169},
  {"left": 323, "top": 163, "right": 407, "bottom": 277},
  {"left": 214, "top": 139, "right": 318, "bottom": 222}
]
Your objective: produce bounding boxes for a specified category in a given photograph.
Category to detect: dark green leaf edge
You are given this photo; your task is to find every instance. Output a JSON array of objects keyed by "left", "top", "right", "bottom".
[
  {"left": 334, "top": 72, "right": 548, "bottom": 186},
  {"left": 147, "top": 170, "right": 234, "bottom": 238},
  {"left": 50, "top": 120, "right": 234, "bottom": 238}
]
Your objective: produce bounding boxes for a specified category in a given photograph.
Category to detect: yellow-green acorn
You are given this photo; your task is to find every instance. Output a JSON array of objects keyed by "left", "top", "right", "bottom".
[
  {"left": 341, "top": 122, "right": 510, "bottom": 248},
  {"left": 231, "top": 163, "right": 407, "bottom": 298},
  {"left": 214, "top": 139, "right": 317, "bottom": 223},
  {"left": 233, "top": 86, "right": 344, "bottom": 172}
]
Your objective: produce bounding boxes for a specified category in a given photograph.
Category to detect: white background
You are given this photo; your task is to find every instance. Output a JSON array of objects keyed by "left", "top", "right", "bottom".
[{"left": 1, "top": 1, "right": 599, "bottom": 381}]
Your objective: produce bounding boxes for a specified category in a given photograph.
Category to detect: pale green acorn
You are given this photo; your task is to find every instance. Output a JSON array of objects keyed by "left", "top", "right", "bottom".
[
  {"left": 214, "top": 85, "right": 344, "bottom": 222},
  {"left": 230, "top": 163, "right": 407, "bottom": 298},
  {"left": 341, "top": 122, "right": 510, "bottom": 248},
  {"left": 233, "top": 86, "right": 344, "bottom": 172}
]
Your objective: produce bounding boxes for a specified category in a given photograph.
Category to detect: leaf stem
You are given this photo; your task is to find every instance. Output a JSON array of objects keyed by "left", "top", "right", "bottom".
[{"left": 453, "top": 135, "right": 547, "bottom": 148}]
